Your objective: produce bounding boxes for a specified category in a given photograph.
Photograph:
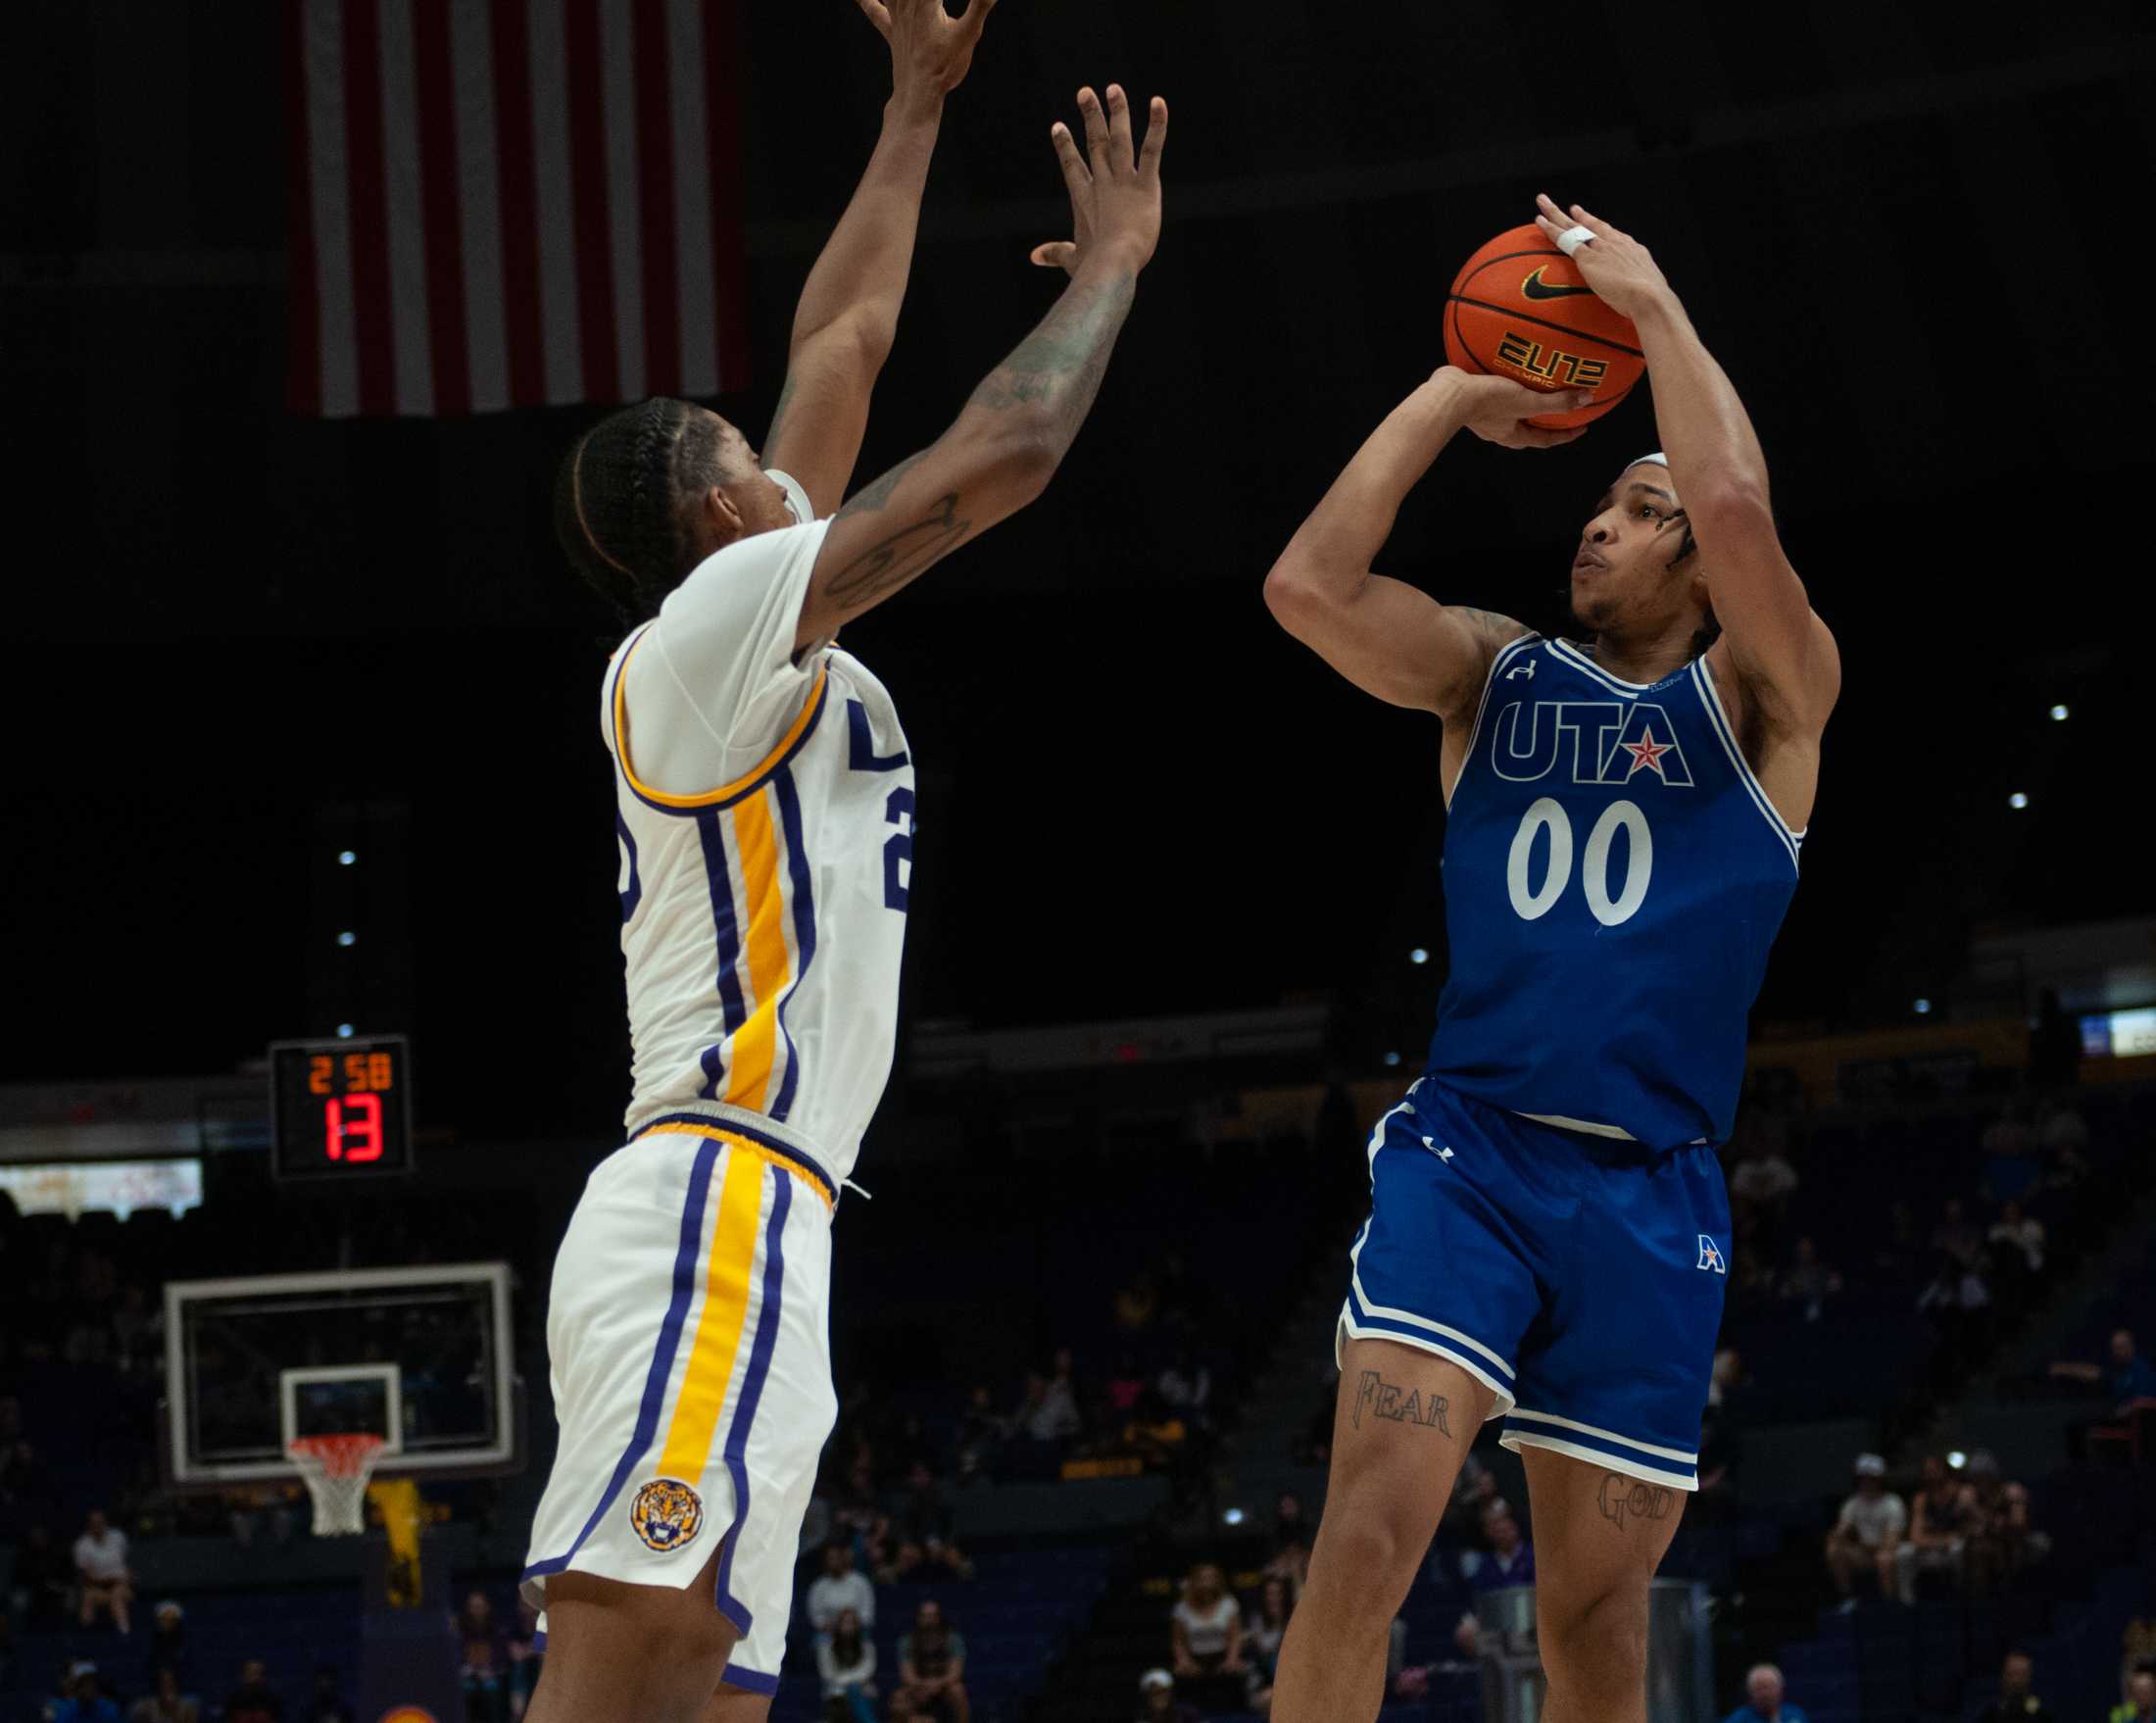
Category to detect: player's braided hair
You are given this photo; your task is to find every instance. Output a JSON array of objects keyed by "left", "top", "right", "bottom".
[{"left": 553, "top": 398, "right": 726, "bottom": 626}]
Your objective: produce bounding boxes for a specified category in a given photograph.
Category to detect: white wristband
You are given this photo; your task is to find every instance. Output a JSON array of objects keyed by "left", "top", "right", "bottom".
[{"left": 1554, "top": 224, "right": 1597, "bottom": 258}]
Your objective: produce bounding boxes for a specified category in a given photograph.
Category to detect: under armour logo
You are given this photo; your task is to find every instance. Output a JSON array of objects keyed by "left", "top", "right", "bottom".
[
  {"left": 1505, "top": 660, "right": 1537, "bottom": 680},
  {"left": 1696, "top": 1235, "right": 1727, "bottom": 1274},
  {"left": 1422, "top": 1136, "right": 1455, "bottom": 1162}
]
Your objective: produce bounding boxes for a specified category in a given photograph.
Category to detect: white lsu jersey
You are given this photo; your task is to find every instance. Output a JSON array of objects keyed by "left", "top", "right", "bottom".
[{"left": 602, "top": 471, "right": 912, "bottom": 1190}]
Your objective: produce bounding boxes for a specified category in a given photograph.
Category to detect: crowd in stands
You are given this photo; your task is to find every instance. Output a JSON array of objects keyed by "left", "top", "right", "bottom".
[
  {"left": 26, "top": 1654, "right": 359, "bottom": 1723},
  {"left": 932, "top": 1308, "right": 1222, "bottom": 1488},
  {"left": 802, "top": 1476, "right": 981, "bottom": 1723},
  {"left": 3, "top": 1059, "right": 2148, "bottom": 1723},
  {"left": 1718, "top": 1095, "right": 2096, "bottom": 1371},
  {"left": 1719, "top": 1648, "right": 2097, "bottom": 1723},
  {"left": 1822, "top": 1449, "right": 2052, "bottom": 1610},
  {"left": 795, "top": 1250, "right": 1234, "bottom": 1594},
  {"left": 807, "top": 1562, "right": 970, "bottom": 1723},
  {"left": 2, "top": 1580, "right": 541, "bottom": 1723},
  {"left": 1129, "top": 1486, "right": 1551, "bottom": 1720}
]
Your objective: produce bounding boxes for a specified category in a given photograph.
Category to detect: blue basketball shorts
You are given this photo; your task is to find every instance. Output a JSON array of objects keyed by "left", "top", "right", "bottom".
[{"left": 1337, "top": 1077, "right": 1730, "bottom": 1490}]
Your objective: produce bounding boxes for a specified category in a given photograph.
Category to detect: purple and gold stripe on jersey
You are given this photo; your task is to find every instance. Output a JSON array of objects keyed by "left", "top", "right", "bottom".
[
  {"left": 680, "top": 770, "right": 820, "bottom": 1122},
  {"left": 636, "top": 1113, "right": 837, "bottom": 1210},
  {"left": 608, "top": 631, "right": 825, "bottom": 1125},
  {"left": 520, "top": 1129, "right": 800, "bottom": 1626},
  {"left": 609, "top": 627, "right": 831, "bottom": 815}
]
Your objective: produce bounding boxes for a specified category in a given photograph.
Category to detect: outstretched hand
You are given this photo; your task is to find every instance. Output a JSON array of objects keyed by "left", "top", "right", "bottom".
[
  {"left": 1531, "top": 194, "right": 1675, "bottom": 320},
  {"left": 1030, "top": 84, "right": 1168, "bottom": 276},
  {"left": 857, "top": 0, "right": 998, "bottom": 104}
]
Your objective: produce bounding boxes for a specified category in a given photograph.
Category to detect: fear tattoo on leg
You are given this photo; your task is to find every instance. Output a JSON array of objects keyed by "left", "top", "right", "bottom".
[
  {"left": 1350, "top": 1370, "right": 1451, "bottom": 1435},
  {"left": 1596, "top": 1473, "right": 1676, "bottom": 1531}
]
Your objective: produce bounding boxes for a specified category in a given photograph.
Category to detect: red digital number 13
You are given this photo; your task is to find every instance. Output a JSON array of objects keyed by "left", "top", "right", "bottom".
[{"left": 324, "top": 1093, "right": 384, "bottom": 1163}]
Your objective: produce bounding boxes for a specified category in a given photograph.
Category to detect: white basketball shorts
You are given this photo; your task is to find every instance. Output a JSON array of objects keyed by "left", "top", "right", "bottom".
[{"left": 521, "top": 1120, "right": 838, "bottom": 1692}]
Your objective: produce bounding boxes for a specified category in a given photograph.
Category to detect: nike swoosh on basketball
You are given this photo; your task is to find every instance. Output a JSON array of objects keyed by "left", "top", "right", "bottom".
[{"left": 1521, "top": 266, "right": 1595, "bottom": 301}]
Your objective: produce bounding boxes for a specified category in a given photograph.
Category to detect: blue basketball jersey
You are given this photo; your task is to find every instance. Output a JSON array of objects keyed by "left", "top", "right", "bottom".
[{"left": 1425, "top": 634, "right": 1802, "bottom": 1150}]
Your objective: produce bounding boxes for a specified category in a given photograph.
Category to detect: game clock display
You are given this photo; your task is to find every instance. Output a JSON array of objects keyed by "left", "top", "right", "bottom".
[{"left": 269, "top": 1036, "right": 414, "bottom": 1180}]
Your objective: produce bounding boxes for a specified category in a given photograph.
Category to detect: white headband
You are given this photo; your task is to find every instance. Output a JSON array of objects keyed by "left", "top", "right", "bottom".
[{"left": 1623, "top": 453, "right": 1668, "bottom": 475}]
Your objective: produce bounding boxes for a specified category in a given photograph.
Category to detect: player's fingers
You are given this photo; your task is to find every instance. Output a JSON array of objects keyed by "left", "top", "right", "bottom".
[
  {"left": 1535, "top": 195, "right": 1602, "bottom": 250},
  {"left": 1139, "top": 96, "right": 1168, "bottom": 174},
  {"left": 852, "top": 0, "right": 893, "bottom": 36},
  {"left": 1076, "top": 87, "right": 1110, "bottom": 171},
  {"left": 1029, "top": 242, "right": 1078, "bottom": 271},
  {"left": 956, "top": 0, "right": 999, "bottom": 34},
  {"left": 1569, "top": 202, "right": 1619, "bottom": 239},
  {"left": 1104, "top": 84, "right": 1135, "bottom": 170},
  {"left": 1049, "top": 122, "right": 1091, "bottom": 195}
]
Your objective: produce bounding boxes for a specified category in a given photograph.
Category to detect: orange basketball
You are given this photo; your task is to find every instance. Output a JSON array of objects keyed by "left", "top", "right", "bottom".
[{"left": 1443, "top": 223, "right": 1644, "bottom": 429}]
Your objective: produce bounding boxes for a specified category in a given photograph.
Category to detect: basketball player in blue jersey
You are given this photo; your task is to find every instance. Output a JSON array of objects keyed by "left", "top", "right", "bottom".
[
  {"left": 520, "top": 4, "right": 1169, "bottom": 1717},
  {"left": 1261, "top": 196, "right": 1838, "bottom": 1722}
]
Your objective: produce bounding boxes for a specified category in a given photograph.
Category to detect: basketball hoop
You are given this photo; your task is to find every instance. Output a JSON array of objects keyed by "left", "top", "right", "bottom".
[{"left": 287, "top": 1434, "right": 385, "bottom": 1536}]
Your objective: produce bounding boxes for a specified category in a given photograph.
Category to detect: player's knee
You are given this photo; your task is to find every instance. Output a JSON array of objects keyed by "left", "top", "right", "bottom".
[
  {"left": 1310, "top": 1514, "right": 1419, "bottom": 1605},
  {"left": 542, "top": 1573, "right": 737, "bottom": 1700},
  {"left": 1540, "top": 1584, "right": 1648, "bottom": 1687}
]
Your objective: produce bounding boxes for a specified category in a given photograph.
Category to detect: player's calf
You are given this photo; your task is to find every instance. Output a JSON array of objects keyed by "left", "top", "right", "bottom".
[{"left": 1270, "top": 1340, "right": 1494, "bottom": 1723}]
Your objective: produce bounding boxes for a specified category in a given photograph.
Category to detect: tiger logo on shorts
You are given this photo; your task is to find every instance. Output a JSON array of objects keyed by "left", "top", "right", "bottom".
[{"left": 629, "top": 1477, "right": 706, "bottom": 1551}]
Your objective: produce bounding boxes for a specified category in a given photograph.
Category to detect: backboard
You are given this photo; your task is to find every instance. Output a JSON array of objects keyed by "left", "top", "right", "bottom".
[{"left": 162, "top": 1261, "right": 517, "bottom": 1486}]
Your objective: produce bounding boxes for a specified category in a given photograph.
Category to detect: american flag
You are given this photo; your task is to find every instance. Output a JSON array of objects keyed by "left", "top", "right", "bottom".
[{"left": 285, "top": 0, "right": 748, "bottom": 417}]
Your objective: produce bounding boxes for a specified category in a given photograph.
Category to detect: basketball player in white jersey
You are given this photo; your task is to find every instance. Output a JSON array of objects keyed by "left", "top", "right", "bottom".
[{"left": 519, "top": 4, "right": 1169, "bottom": 1717}]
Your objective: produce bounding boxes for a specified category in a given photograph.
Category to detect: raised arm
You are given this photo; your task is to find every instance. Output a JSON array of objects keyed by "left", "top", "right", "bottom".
[
  {"left": 1536, "top": 195, "right": 1839, "bottom": 736},
  {"left": 1262, "top": 369, "right": 1589, "bottom": 719},
  {"left": 795, "top": 84, "right": 1165, "bottom": 645},
  {"left": 760, "top": 0, "right": 1000, "bottom": 517}
]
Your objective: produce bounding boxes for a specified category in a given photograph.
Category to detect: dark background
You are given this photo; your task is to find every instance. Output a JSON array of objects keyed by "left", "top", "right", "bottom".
[{"left": 5, "top": 1, "right": 2150, "bottom": 1140}]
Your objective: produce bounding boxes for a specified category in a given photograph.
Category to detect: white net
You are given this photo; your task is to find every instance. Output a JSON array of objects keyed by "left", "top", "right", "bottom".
[{"left": 287, "top": 1434, "right": 385, "bottom": 1536}]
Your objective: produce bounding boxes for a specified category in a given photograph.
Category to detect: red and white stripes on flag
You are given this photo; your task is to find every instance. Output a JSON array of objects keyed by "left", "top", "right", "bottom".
[{"left": 285, "top": 0, "right": 748, "bottom": 417}]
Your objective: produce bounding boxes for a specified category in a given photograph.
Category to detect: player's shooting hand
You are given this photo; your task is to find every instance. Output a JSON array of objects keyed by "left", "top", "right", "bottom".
[
  {"left": 1440, "top": 368, "right": 1591, "bottom": 450},
  {"left": 1531, "top": 195, "right": 1675, "bottom": 320},
  {"left": 1029, "top": 85, "right": 1168, "bottom": 276},
  {"left": 858, "top": 0, "right": 998, "bottom": 106}
]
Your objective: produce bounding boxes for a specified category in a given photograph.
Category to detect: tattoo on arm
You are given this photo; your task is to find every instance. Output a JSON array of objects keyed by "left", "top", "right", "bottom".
[
  {"left": 965, "top": 270, "right": 1138, "bottom": 460},
  {"left": 837, "top": 452, "right": 926, "bottom": 518},
  {"left": 1349, "top": 1369, "right": 1452, "bottom": 1435},
  {"left": 822, "top": 487, "right": 972, "bottom": 609},
  {"left": 763, "top": 369, "right": 801, "bottom": 454},
  {"left": 1597, "top": 1473, "right": 1677, "bottom": 1531},
  {"left": 809, "top": 271, "right": 1135, "bottom": 622},
  {"left": 1458, "top": 608, "right": 1528, "bottom": 647}
]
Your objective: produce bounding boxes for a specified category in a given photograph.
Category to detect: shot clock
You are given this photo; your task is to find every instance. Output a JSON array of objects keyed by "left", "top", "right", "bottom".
[{"left": 269, "top": 1035, "right": 414, "bottom": 1181}]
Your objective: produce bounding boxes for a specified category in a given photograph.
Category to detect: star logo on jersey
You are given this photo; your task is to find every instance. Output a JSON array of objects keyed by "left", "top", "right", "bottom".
[
  {"left": 1492, "top": 699, "right": 1695, "bottom": 787},
  {"left": 1621, "top": 726, "right": 1674, "bottom": 778},
  {"left": 1696, "top": 1235, "right": 1727, "bottom": 1275}
]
